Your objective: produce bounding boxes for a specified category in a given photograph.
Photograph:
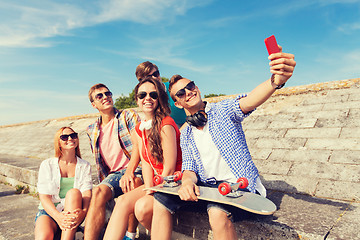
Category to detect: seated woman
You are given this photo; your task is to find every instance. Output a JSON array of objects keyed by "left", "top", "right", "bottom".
[
  {"left": 34, "top": 127, "right": 93, "bottom": 240},
  {"left": 103, "top": 77, "right": 182, "bottom": 240}
]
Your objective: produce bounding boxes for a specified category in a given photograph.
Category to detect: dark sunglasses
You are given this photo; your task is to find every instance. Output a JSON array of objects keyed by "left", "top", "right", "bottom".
[
  {"left": 148, "top": 70, "right": 160, "bottom": 78},
  {"left": 60, "top": 132, "right": 78, "bottom": 141},
  {"left": 137, "top": 91, "right": 159, "bottom": 100},
  {"left": 174, "top": 81, "right": 196, "bottom": 99},
  {"left": 94, "top": 91, "right": 112, "bottom": 101}
]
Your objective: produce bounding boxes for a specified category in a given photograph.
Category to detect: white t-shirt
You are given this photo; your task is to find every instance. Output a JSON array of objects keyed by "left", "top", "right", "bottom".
[
  {"left": 191, "top": 107, "right": 266, "bottom": 197},
  {"left": 193, "top": 122, "right": 238, "bottom": 183}
]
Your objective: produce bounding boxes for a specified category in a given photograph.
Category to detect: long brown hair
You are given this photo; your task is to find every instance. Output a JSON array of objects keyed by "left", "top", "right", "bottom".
[
  {"left": 54, "top": 127, "right": 81, "bottom": 159},
  {"left": 134, "top": 77, "right": 170, "bottom": 163}
]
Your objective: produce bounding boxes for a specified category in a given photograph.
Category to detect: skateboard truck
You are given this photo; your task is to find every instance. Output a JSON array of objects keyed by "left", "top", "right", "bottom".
[
  {"left": 153, "top": 171, "right": 183, "bottom": 187},
  {"left": 218, "top": 177, "right": 249, "bottom": 196}
]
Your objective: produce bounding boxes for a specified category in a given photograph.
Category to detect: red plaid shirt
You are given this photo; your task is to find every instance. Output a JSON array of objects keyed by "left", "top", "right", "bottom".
[{"left": 86, "top": 108, "right": 140, "bottom": 182}]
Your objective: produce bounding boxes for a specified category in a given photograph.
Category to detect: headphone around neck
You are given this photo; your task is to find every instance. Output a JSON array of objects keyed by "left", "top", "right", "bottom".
[{"left": 186, "top": 110, "right": 208, "bottom": 127}]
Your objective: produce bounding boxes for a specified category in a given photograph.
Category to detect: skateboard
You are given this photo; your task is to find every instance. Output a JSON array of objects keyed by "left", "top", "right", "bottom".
[
  {"left": 148, "top": 182, "right": 277, "bottom": 215},
  {"left": 153, "top": 171, "right": 182, "bottom": 186}
]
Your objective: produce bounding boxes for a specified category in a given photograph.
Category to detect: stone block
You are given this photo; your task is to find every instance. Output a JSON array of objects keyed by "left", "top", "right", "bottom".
[
  {"left": 244, "top": 129, "right": 287, "bottom": 139},
  {"left": 272, "top": 191, "right": 354, "bottom": 239},
  {"left": 301, "top": 93, "right": 348, "bottom": 105},
  {"left": 298, "top": 109, "right": 349, "bottom": 119},
  {"left": 243, "top": 116, "right": 271, "bottom": 130},
  {"left": 340, "top": 127, "right": 360, "bottom": 139},
  {"left": 249, "top": 148, "right": 272, "bottom": 160},
  {"left": 268, "top": 118, "right": 317, "bottom": 129},
  {"left": 254, "top": 138, "right": 306, "bottom": 149},
  {"left": 268, "top": 149, "right": 331, "bottom": 162},
  {"left": 322, "top": 100, "right": 360, "bottom": 111},
  {"left": 315, "top": 180, "right": 360, "bottom": 201},
  {"left": 260, "top": 174, "right": 317, "bottom": 195},
  {"left": 327, "top": 202, "right": 360, "bottom": 240},
  {"left": 329, "top": 150, "right": 360, "bottom": 164},
  {"left": 285, "top": 128, "right": 341, "bottom": 138},
  {"left": 285, "top": 104, "right": 324, "bottom": 113},
  {"left": 289, "top": 162, "right": 360, "bottom": 182},
  {"left": 305, "top": 138, "right": 360, "bottom": 150},
  {"left": 254, "top": 160, "right": 292, "bottom": 175}
]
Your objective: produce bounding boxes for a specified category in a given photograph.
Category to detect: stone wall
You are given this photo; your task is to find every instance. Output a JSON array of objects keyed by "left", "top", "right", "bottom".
[{"left": 1, "top": 79, "right": 359, "bottom": 239}]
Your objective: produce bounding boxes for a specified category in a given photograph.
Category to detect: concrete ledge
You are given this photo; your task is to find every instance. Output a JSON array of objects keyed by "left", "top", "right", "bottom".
[
  {"left": 170, "top": 190, "right": 358, "bottom": 240},
  {"left": 2, "top": 154, "right": 358, "bottom": 239}
]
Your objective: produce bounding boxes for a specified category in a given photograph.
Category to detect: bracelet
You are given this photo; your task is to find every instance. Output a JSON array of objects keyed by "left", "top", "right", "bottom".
[{"left": 271, "top": 74, "right": 285, "bottom": 90}]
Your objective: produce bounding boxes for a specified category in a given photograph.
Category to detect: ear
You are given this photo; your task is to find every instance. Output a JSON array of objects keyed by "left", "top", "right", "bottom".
[
  {"left": 174, "top": 101, "right": 184, "bottom": 109},
  {"left": 91, "top": 101, "right": 97, "bottom": 109}
]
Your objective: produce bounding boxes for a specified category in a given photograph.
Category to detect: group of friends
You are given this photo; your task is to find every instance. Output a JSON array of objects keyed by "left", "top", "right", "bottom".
[{"left": 34, "top": 46, "right": 296, "bottom": 240}]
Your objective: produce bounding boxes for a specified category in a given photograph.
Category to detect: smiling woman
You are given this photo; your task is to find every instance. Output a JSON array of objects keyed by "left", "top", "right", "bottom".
[
  {"left": 34, "top": 127, "right": 93, "bottom": 240},
  {"left": 102, "top": 76, "right": 182, "bottom": 240}
]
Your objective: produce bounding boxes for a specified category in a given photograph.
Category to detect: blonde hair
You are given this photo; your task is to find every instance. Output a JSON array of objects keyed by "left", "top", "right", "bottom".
[{"left": 54, "top": 127, "right": 81, "bottom": 158}]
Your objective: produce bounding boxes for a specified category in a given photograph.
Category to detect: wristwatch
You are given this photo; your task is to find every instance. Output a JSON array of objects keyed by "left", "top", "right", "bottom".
[{"left": 271, "top": 74, "right": 285, "bottom": 89}]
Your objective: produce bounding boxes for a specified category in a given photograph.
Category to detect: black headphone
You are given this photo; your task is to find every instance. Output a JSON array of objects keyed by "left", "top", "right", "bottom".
[{"left": 186, "top": 110, "right": 208, "bottom": 127}]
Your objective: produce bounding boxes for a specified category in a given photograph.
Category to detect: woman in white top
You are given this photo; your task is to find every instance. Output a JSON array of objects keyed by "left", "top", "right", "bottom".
[{"left": 34, "top": 127, "right": 92, "bottom": 240}]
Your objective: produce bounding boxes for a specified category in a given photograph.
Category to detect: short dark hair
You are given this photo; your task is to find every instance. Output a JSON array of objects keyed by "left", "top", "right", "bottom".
[
  {"left": 135, "top": 61, "right": 159, "bottom": 81},
  {"left": 88, "top": 83, "right": 109, "bottom": 102},
  {"left": 169, "top": 74, "right": 184, "bottom": 102}
]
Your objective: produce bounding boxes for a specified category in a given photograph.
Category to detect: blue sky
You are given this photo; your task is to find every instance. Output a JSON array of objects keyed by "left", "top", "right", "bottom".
[{"left": 1, "top": 0, "right": 360, "bottom": 126}]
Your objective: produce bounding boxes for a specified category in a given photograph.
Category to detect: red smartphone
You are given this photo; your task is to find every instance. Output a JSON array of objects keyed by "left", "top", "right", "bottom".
[{"left": 265, "top": 35, "right": 280, "bottom": 55}]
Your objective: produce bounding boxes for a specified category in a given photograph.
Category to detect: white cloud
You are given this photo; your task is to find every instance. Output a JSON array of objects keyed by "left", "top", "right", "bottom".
[
  {"left": 0, "top": 0, "right": 213, "bottom": 48},
  {"left": 337, "top": 22, "right": 360, "bottom": 33}
]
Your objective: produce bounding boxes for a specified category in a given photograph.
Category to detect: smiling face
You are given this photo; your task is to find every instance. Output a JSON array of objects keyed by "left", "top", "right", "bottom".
[
  {"left": 171, "top": 78, "right": 202, "bottom": 114},
  {"left": 59, "top": 127, "right": 79, "bottom": 151},
  {"left": 136, "top": 81, "right": 159, "bottom": 117},
  {"left": 91, "top": 87, "right": 113, "bottom": 112}
]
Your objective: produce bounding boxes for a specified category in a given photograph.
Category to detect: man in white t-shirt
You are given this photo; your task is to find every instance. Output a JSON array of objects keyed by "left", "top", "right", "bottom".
[
  {"left": 84, "top": 83, "right": 142, "bottom": 240},
  {"left": 151, "top": 47, "right": 296, "bottom": 239}
]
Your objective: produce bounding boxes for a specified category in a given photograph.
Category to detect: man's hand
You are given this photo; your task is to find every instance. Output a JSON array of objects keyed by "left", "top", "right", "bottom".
[
  {"left": 119, "top": 171, "right": 135, "bottom": 193},
  {"left": 268, "top": 46, "right": 296, "bottom": 86},
  {"left": 178, "top": 178, "right": 200, "bottom": 201}
]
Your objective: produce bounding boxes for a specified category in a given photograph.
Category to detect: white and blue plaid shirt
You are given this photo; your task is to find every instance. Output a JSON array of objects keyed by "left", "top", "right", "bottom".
[{"left": 180, "top": 95, "right": 259, "bottom": 192}]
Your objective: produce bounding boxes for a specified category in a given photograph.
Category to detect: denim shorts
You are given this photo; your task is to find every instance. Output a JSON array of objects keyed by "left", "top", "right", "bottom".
[
  {"left": 154, "top": 181, "right": 238, "bottom": 221},
  {"left": 35, "top": 209, "right": 54, "bottom": 223},
  {"left": 99, "top": 167, "right": 143, "bottom": 198}
]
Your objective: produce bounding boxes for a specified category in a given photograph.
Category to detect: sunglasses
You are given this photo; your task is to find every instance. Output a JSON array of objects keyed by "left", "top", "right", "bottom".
[
  {"left": 60, "top": 132, "right": 78, "bottom": 141},
  {"left": 174, "top": 81, "right": 196, "bottom": 100},
  {"left": 148, "top": 70, "right": 160, "bottom": 78},
  {"left": 137, "top": 91, "right": 159, "bottom": 100},
  {"left": 94, "top": 91, "right": 112, "bottom": 101}
]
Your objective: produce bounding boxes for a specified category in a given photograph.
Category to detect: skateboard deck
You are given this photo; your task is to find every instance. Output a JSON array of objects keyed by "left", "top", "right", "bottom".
[{"left": 148, "top": 185, "right": 276, "bottom": 215}]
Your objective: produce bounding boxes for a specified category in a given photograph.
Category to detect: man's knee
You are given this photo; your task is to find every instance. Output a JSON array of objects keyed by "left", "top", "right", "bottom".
[
  {"left": 208, "top": 208, "right": 232, "bottom": 231},
  {"left": 91, "top": 185, "right": 112, "bottom": 205}
]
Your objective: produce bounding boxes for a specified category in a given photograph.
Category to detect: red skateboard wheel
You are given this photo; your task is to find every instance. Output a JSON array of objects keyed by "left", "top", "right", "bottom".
[
  {"left": 174, "top": 171, "right": 182, "bottom": 181},
  {"left": 153, "top": 175, "right": 163, "bottom": 186},
  {"left": 236, "top": 177, "right": 249, "bottom": 189},
  {"left": 218, "top": 182, "right": 231, "bottom": 195}
]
